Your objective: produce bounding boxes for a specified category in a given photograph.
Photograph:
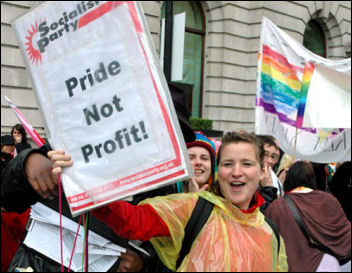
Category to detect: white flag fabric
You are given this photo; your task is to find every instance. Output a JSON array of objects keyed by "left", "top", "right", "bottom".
[
  {"left": 256, "top": 17, "right": 351, "bottom": 163},
  {"left": 300, "top": 63, "right": 351, "bottom": 128},
  {"left": 12, "top": 1, "right": 193, "bottom": 216}
]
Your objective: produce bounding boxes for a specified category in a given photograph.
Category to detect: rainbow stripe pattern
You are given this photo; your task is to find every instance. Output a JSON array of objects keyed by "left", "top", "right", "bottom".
[
  {"left": 296, "top": 62, "right": 315, "bottom": 128},
  {"left": 257, "top": 44, "right": 305, "bottom": 128}
]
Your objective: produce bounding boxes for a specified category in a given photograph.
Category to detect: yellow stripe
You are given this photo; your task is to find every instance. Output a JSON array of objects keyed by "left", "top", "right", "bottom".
[{"left": 261, "top": 63, "right": 301, "bottom": 91}]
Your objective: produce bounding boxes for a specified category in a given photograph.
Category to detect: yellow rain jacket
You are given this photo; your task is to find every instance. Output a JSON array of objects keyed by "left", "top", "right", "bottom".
[{"left": 140, "top": 191, "right": 288, "bottom": 272}]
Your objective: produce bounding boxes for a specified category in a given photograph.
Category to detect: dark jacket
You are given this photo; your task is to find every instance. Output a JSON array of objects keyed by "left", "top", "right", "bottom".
[
  {"left": 1, "top": 151, "right": 13, "bottom": 173},
  {"left": 259, "top": 184, "right": 278, "bottom": 211},
  {"left": 15, "top": 142, "right": 32, "bottom": 155}
]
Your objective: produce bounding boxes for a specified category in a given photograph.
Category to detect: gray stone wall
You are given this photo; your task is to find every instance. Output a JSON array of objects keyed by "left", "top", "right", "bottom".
[
  {"left": 1, "top": 1, "right": 351, "bottom": 138},
  {"left": 1, "top": 1, "right": 44, "bottom": 139}
]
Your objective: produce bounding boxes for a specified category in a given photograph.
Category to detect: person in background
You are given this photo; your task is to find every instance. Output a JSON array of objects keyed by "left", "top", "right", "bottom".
[
  {"left": 329, "top": 161, "right": 351, "bottom": 222},
  {"left": 257, "top": 135, "right": 284, "bottom": 196},
  {"left": 276, "top": 154, "right": 294, "bottom": 185},
  {"left": 11, "top": 124, "right": 31, "bottom": 155},
  {"left": 1, "top": 134, "right": 31, "bottom": 272},
  {"left": 265, "top": 161, "right": 351, "bottom": 272},
  {"left": 311, "top": 163, "right": 328, "bottom": 191},
  {"left": 273, "top": 147, "right": 284, "bottom": 173},
  {"left": 177, "top": 131, "right": 217, "bottom": 193},
  {"left": 50, "top": 131, "right": 288, "bottom": 272},
  {"left": 1, "top": 135, "right": 15, "bottom": 172}
]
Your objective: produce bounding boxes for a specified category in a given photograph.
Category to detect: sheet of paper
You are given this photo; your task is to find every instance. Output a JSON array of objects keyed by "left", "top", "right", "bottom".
[
  {"left": 25, "top": 203, "right": 126, "bottom": 271},
  {"left": 24, "top": 220, "right": 120, "bottom": 272},
  {"left": 30, "top": 203, "right": 117, "bottom": 248}
]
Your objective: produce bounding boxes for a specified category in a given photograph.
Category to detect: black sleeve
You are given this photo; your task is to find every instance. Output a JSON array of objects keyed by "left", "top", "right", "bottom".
[
  {"left": 259, "top": 185, "right": 278, "bottom": 211},
  {"left": 1, "top": 142, "right": 52, "bottom": 213},
  {"left": 15, "top": 142, "right": 32, "bottom": 154}
]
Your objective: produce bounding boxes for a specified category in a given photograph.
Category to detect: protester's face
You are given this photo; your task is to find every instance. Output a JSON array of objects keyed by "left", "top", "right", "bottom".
[
  {"left": 188, "top": 146, "right": 212, "bottom": 187},
  {"left": 1, "top": 144, "right": 15, "bottom": 154},
  {"left": 218, "top": 142, "right": 264, "bottom": 210},
  {"left": 263, "top": 144, "right": 279, "bottom": 168},
  {"left": 12, "top": 128, "right": 22, "bottom": 138}
]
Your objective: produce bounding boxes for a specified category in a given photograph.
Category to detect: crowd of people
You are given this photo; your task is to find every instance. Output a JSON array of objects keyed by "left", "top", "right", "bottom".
[{"left": 1, "top": 90, "right": 351, "bottom": 272}]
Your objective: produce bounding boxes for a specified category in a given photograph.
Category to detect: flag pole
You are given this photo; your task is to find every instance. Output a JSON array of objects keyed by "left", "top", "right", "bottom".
[
  {"left": 5, "top": 96, "right": 44, "bottom": 147},
  {"left": 292, "top": 127, "right": 299, "bottom": 160}
]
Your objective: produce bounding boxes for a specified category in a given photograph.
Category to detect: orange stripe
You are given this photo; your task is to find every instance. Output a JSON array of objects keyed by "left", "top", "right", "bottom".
[{"left": 262, "top": 55, "right": 299, "bottom": 81}]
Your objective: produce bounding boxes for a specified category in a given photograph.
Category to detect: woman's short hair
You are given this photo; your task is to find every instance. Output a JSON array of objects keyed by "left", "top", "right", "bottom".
[
  {"left": 283, "top": 161, "right": 317, "bottom": 192},
  {"left": 217, "top": 131, "right": 265, "bottom": 169},
  {"left": 212, "top": 131, "right": 264, "bottom": 196}
]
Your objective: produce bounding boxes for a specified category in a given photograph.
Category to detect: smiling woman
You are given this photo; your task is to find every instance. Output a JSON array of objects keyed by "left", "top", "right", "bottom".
[
  {"left": 182, "top": 131, "right": 216, "bottom": 192},
  {"left": 214, "top": 132, "right": 265, "bottom": 210}
]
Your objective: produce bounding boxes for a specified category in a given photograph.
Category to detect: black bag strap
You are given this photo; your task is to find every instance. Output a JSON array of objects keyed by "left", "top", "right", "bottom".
[
  {"left": 176, "top": 196, "right": 214, "bottom": 269},
  {"left": 284, "top": 194, "right": 333, "bottom": 255},
  {"left": 264, "top": 215, "right": 280, "bottom": 255}
]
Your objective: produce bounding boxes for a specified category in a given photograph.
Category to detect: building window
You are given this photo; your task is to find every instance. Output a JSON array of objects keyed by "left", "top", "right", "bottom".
[
  {"left": 303, "top": 20, "right": 326, "bottom": 57},
  {"left": 161, "top": 1, "right": 205, "bottom": 118}
]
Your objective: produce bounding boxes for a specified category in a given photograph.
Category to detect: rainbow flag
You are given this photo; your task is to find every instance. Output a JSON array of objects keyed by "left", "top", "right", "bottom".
[
  {"left": 5, "top": 96, "right": 44, "bottom": 147},
  {"left": 255, "top": 17, "right": 351, "bottom": 163},
  {"left": 257, "top": 44, "right": 307, "bottom": 129},
  {"left": 296, "top": 62, "right": 315, "bottom": 128}
]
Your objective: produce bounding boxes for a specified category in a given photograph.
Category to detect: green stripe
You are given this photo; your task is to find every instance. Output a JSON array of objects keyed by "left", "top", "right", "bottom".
[{"left": 261, "top": 73, "right": 300, "bottom": 99}]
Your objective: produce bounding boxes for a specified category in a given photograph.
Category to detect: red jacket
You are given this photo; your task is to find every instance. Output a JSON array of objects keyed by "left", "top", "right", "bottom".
[{"left": 1, "top": 208, "right": 31, "bottom": 271}]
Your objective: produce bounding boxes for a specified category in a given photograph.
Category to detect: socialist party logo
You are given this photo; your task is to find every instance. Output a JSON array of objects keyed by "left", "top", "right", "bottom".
[{"left": 24, "top": 1, "right": 103, "bottom": 65}]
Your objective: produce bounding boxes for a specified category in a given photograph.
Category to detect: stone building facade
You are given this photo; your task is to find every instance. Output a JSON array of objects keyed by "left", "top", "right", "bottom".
[{"left": 1, "top": 1, "right": 351, "bottom": 141}]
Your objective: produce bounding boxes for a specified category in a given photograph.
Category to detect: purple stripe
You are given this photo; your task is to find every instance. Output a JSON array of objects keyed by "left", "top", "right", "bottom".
[{"left": 257, "top": 98, "right": 317, "bottom": 134}]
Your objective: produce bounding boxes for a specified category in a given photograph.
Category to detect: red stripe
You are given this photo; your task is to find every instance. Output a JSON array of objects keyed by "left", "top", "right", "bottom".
[
  {"left": 135, "top": 35, "right": 181, "bottom": 164},
  {"left": 33, "top": 130, "right": 45, "bottom": 145},
  {"left": 262, "top": 44, "right": 304, "bottom": 73},
  {"left": 78, "top": 1, "right": 143, "bottom": 33},
  {"left": 71, "top": 169, "right": 185, "bottom": 212},
  {"left": 78, "top": 1, "right": 115, "bottom": 28},
  {"left": 68, "top": 159, "right": 180, "bottom": 204}
]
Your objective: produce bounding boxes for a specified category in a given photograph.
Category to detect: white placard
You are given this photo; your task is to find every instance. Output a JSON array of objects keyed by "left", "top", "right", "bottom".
[{"left": 12, "top": 1, "right": 193, "bottom": 216}]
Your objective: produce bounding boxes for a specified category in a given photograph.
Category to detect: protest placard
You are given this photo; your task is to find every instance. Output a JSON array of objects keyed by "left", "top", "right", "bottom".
[{"left": 12, "top": 1, "right": 193, "bottom": 216}]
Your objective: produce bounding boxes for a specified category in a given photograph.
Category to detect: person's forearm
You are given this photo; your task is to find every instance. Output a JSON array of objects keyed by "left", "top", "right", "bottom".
[
  {"left": 91, "top": 201, "right": 170, "bottom": 241},
  {"left": 1, "top": 148, "right": 42, "bottom": 212}
]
